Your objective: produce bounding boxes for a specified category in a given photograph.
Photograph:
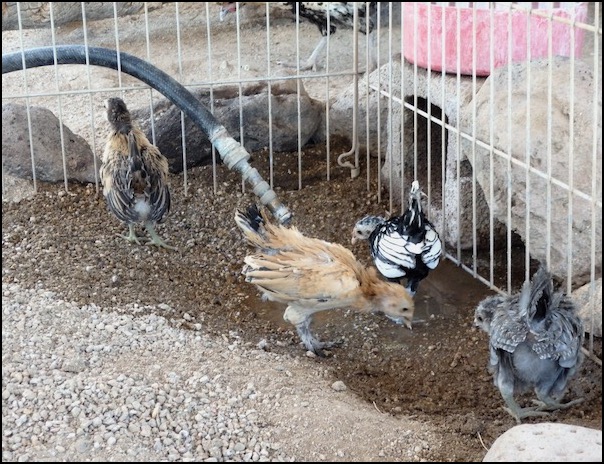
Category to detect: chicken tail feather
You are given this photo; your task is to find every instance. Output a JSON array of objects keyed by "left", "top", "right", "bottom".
[
  {"left": 519, "top": 265, "right": 553, "bottom": 326},
  {"left": 235, "top": 204, "right": 267, "bottom": 247},
  {"left": 409, "top": 180, "right": 422, "bottom": 213}
]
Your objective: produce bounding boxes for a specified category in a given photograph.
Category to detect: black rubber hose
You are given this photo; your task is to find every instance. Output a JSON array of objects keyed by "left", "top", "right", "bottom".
[{"left": 2, "top": 45, "right": 292, "bottom": 224}]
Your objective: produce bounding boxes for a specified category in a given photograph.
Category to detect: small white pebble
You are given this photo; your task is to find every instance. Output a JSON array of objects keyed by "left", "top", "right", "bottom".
[{"left": 331, "top": 381, "right": 347, "bottom": 392}]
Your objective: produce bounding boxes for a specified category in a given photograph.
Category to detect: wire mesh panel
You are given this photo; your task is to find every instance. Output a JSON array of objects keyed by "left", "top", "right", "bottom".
[
  {"left": 1, "top": 4, "right": 603, "bottom": 459},
  {"left": 390, "top": 2, "right": 601, "bottom": 358},
  {"left": 2, "top": 3, "right": 601, "bottom": 355}
]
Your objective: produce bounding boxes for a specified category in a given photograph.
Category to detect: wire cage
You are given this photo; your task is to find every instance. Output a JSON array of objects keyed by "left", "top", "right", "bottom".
[
  {"left": 2, "top": 0, "right": 602, "bottom": 406},
  {"left": 3, "top": 1, "right": 602, "bottom": 339}
]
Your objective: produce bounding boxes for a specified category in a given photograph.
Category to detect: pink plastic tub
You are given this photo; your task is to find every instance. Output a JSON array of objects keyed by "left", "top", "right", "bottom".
[{"left": 402, "top": 2, "right": 588, "bottom": 76}]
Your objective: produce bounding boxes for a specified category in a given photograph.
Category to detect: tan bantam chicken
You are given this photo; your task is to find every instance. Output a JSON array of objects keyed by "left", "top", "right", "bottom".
[
  {"left": 235, "top": 205, "right": 415, "bottom": 356},
  {"left": 474, "top": 266, "right": 584, "bottom": 423},
  {"left": 101, "top": 97, "right": 176, "bottom": 250}
]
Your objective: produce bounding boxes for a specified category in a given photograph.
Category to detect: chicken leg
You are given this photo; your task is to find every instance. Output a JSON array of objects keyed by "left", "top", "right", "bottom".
[
  {"left": 502, "top": 401, "right": 550, "bottom": 424},
  {"left": 284, "top": 306, "right": 341, "bottom": 356},
  {"left": 120, "top": 224, "right": 143, "bottom": 245},
  {"left": 293, "top": 317, "right": 342, "bottom": 357},
  {"left": 144, "top": 222, "right": 177, "bottom": 250},
  {"left": 278, "top": 31, "right": 377, "bottom": 73},
  {"left": 277, "top": 35, "right": 328, "bottom": 72}
]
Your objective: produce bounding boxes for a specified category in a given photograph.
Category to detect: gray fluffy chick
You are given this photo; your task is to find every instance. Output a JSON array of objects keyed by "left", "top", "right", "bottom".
[{"left": 474, "top": 266, "right": 584, "bottom": 423}]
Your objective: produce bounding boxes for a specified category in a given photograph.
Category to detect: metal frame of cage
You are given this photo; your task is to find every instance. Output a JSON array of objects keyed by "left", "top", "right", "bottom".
[{"left": 2, "top": 2, "right": 601, "bottom": 360}]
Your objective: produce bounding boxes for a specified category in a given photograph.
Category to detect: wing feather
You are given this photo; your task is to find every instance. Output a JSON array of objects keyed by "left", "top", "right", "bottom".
[
  {"left": 101, "top": 128, "right": 171, "bottom": 225},
  {"left": 243, "top": 248, "right": 361, "bottom": 308}
]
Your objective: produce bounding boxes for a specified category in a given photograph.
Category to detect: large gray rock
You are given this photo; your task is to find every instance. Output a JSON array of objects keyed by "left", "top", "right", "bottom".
[
  {"left": 2, "top": 2, "right": 165, "bottom": 31},
  {"left": 483, "top": 423, "right": 602, "bottom": 462},
  {"left": 572, "top": 278, "right": 602, "bottom": 338},
  {"left": 463, "top": 57, "right": 602, "bottom": 286},
  {"left": 2, "top": 103, "right": 98, "bottom": 184},
  {"left": 134, "top": 80, "right": 323, "bottom": 173},
  {"left": 369, "top": 56, "right": 502, "bottom": 250}
]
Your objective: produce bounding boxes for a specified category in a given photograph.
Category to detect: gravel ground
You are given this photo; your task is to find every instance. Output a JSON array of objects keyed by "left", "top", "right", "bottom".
[{"left": 2, "top": 281, "right": 437, "bottom": 463}]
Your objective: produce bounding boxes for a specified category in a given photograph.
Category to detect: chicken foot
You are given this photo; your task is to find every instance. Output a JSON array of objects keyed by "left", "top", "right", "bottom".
[
  {"left": 120, "top": 224, "right": 143, "bottom": 245},
  {"left": 294, "top": 318, "right": 341, "bottom": 357},
  {"left": 532, "top": 396, "right": 585, "bottom": 412},
  {"left": 144, "top": 223, "right": 177, "bottom": 250}
]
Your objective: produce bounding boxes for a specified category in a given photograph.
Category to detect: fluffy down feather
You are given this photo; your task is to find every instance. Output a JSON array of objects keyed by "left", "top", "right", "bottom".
[
  {"left": 474, "top": 266, "right": 584, "bottom": 423},
  {"left": 101, "top": 97, "right": 175, "bottom": 250},
  {"left": 235, "top": 205, "right": 415, "bottom": 356}
]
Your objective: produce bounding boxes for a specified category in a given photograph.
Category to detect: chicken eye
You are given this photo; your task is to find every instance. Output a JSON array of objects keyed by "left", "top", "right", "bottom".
[{"left": 476, "top": 316, "right": 483, "bottom": 323}]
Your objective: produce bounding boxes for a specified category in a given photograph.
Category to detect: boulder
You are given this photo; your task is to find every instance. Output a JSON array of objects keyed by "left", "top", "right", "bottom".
[
  {"left": 133, "top": 79, "right": 323, "bottom": 173},
  {"left": 462, "top": 57, "right": 602, "bottom": 286},
  {"left": 483, "top": 422, "right": 602, "bottom": 462},
  {"left": 2, "top": 103, "right": 98, "bottom": 184}
]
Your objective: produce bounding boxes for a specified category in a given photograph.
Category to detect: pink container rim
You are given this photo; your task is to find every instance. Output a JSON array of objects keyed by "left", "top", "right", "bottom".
[{"left": 402, "top": 2, "right": 589, "bottom": 76}]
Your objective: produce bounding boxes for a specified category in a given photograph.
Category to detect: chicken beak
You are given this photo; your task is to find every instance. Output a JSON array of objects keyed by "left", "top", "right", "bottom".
[
  {"left": 404, "top": 319, "right": 413, "bottom": 330},
  {"left": 351, "top": 236, "right": 358, "bottom": 245}
]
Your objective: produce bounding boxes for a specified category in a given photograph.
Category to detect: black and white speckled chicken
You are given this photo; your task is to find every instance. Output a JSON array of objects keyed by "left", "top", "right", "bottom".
[
  {"left": 220, "top": 2, "right": 379, "bottom": 71},
  {"left": 473, "top": 266, "right": 584, "bottom": 423},
  {"left": 351, "top": 180, "right": 442, "bottom": 299},
  {"left": 100, "top": 97, "right": 176, "bottom": 250},
  {"left": 235, "top": 204, "right": 415, "bottom": 356}
]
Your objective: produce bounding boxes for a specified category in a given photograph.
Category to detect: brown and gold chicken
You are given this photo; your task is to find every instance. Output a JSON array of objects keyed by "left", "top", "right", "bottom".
[
  {"left": 100, "top": 97, "right": 175, "bottom": 250},
  {"left": 235, "top": 205, "right": 415, "bottom": 356}
]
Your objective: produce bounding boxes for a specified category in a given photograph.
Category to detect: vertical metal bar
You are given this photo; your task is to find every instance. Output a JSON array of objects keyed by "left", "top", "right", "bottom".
[
  {"left": 398, "top": 2, "right": 407, "bottom": 210},
  {"left": 546, "top": 6, "right": 554, "bottom": 270},
  {"left": 524, "top": 7, "right": 532, "bottom": 283},
  {"left": 506, "top": 4, "right": 513, "bottom": 293},
  {"left": 336, "top": 3, "right": 361, "bottom": 179},
  {"left": 588, "top": 1, "right": 600, "bottom": 356},
  {"left": 471, "top": 3, "right": 478, "bottom": 277},
  {"left": 111, "top": 3, "right": 123, "bottom": 90},
  {"left": 387, "top": 3, "right": 394, "bottom": 210},
  {"left": 295, "top": 3, "right": 303, "bottom": 190},
  {"left": 488, "top": 2, "right": 495, "bottom": 286},
  {"left": 375, "top": 2, "right": 382, "bottom": 202},
  {"left": 524, "top": 10, "right": 532, "bottom": 280},
  {"left": 48, "top": 3, "right": 69, "bottom": 192},
  {"left": 265, "top": 2, "right": 275, "bottom": 188},
  {"left": 455, "top": 4, "right": 462, "bottom": 263},
  {"left": 175, "top": 3, "right": 188, "bottom": 197},
  {"left": 80, "top": 3, "right": 100, "bottom": 194},
  {"left": 565, "top": 3, "right": 577, "bottom": 295},
  {"left": 426, "top": 3, "right": 433, "bottom": 211},
  {"left": 235, "top": 2, "right": 246, "bottom": 192},
  {"left": 15, "top": 3, "right": 37, "bottom": 193},
  {"left": 441, "top": 3, "right": 447, "bottom": 253},
  {"left": 413, "top": 6, "right": 419, "bottom": 185},
  {"left": 204, "top": 2, "right": 218, "bottom": 194},
  {"left": 325, "top": 3, "right": 331, "bottom": 182},
  {"left": 143, "top": 3, "right": 157, "bottom": 148}
]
